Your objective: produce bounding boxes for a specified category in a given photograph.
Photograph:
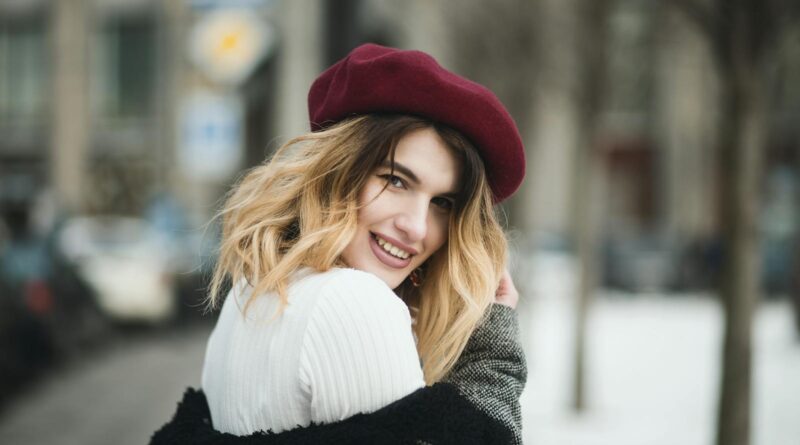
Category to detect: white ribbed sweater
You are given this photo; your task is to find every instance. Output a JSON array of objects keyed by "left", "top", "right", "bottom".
[{"left": 201, "top": 268, "right": 426, "bottom": 436}]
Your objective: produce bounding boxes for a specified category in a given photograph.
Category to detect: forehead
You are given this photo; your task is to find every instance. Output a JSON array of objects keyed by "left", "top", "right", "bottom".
[{"left": 391, "top": 128, "right": 462, "bottom": 193}]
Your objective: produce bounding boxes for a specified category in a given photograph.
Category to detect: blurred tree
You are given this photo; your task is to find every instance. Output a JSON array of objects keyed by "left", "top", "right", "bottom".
[
  {"left": 323, "top": 0, "right": 362, "bottom": 65},
  {"left": 570, "top": 0, "right": 610, "bottom": 412},
  {"left": 51, "top": 0, "right": 89, "bottom": 213},
  {"left": 671, "top": 1, "right": 800, "bottom": 444},
  {"left": 793, "top": 244, "right": 800, "bottom": 334}
]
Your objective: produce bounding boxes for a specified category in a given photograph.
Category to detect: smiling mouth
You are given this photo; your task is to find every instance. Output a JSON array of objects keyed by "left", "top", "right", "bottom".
[{"left": 372, "top": 234, "right": 412, "bottom": 259}]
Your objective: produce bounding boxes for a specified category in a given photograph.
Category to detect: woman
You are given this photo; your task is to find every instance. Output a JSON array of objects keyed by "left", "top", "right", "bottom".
[{"left": 151, "top": 43, "right": 527, "bottom": 444}]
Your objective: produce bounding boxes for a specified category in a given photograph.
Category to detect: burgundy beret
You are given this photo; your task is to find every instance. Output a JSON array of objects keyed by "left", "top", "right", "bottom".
[{"left": 308, "top": 43, "right": 525, "bottom": 203}]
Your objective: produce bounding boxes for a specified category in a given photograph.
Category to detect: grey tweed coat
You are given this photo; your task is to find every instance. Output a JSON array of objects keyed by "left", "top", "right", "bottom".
[{"left": 150, "top": 304, "right": 527, "bottom": 444}]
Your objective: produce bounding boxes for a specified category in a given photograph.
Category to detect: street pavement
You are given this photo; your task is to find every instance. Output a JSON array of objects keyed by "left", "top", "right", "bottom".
[{"left": 0, "top": 324, "right": 212, "bottom": 445}]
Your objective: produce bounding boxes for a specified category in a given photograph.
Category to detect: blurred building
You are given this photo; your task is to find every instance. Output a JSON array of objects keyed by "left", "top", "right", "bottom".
[
  {"left": 1, "top": 0, "right": 181, "bottom": 227},
  {"left": 1, "top": 0, "right": 798, "bottom": 292},
  {"left": 0, "top": 0, "right": 281, "bottom": 229},
  {"left": 0, "top": 0, "right": 441, "bottom": 227}
]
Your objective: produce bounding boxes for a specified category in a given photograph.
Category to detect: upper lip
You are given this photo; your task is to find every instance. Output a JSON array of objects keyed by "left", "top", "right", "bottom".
[{"left": 372, "top": 232, "right": 419, "bottom": 256}]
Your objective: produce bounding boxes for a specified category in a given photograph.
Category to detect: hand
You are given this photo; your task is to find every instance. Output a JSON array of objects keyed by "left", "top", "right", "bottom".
[{"left": 494, "top": 269, "right": 519, "bottom": 309}]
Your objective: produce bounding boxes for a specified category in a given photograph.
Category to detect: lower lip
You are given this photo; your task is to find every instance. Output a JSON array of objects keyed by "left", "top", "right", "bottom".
[{"left": 369, "top": 234, "right": 412, "bottom": 269}]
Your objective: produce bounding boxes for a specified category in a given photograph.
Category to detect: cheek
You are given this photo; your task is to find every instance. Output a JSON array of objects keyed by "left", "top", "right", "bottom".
[
  {"left": 426, "top": 215, "right": 450, "bottom": 254},
  {"left": 358, "top": 178, "right": 385, "bottom": 205},
  {"left": 356, "top": 181, "right": 387, "bottom": 222}
]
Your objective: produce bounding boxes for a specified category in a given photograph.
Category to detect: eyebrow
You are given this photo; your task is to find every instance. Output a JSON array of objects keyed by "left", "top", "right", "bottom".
[
  {"left": 380, "top": 160, "right": 459, "bottom": 199},
  {"left": 382, "top": 160, "right": 419, "bottom": 184}
]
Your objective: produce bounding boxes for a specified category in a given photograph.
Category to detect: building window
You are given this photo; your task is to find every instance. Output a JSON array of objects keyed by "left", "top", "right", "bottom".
[
  {"left": 93, "top": 16, "right": 155, "bottom": 121},
  {"left": 0, "top": 19, "right": 47, "bottom": 124},
  {"left": 606, "top": 0, "right": 654, "bottom": 118}
]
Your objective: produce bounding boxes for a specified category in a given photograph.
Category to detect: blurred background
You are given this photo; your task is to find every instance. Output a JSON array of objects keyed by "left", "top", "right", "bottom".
[{"left": 0, "top": 0, "right": 798, "bottom": 444}]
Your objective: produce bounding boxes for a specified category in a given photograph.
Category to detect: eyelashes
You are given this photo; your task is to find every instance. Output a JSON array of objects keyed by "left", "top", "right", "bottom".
[
  {"left": 376, "top": 174, "right": 454, "bottom": 212},
  {"left": 379, "top": 174, "right": 405, "bottom": 189},
  {"left": 431, "top": 197, "right": 454, "bottom": 211}
]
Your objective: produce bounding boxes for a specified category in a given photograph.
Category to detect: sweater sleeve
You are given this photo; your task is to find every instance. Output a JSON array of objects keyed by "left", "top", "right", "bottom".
[
  {"left": 298, "top": 269, "right": 425, "bottom": 425},
  {"left": 442, "top": 303, "right": 527, "bottom": 444}
]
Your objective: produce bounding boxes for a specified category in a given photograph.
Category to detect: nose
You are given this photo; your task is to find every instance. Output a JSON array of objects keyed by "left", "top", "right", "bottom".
[{"left": 394, "top": 199, "right": 428, "bottom": 242}]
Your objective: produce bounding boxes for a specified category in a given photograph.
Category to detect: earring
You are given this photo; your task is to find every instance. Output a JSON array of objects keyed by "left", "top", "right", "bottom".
[{"left": 409, "top": 268, "right": 423, "bottom": 287}]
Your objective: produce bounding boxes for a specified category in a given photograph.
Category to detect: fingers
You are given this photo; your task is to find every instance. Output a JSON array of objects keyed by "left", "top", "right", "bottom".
[{"left": 494, "top": 268, "right": 519, "bottom": 309}]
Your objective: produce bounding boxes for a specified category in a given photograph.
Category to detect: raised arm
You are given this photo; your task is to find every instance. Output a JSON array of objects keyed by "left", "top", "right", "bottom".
[{"left": 442, "top": 302, "right": 527, "bottom": 444}]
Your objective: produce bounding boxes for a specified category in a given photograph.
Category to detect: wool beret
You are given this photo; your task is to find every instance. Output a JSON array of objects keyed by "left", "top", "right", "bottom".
[{"left": 307, "top": 43, "right": 525, "bottom": 203}]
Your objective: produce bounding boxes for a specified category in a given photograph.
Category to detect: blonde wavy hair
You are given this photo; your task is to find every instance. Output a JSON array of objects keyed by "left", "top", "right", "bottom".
[{"left": 208, "top": 114, "right": 508, "bottom": 384}]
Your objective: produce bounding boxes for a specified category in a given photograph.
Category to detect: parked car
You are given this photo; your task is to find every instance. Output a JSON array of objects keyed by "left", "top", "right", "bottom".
[
  {"left": 603, "top": 233, "right": 682, "bottom": 293},
  {"left": 1, "top": 227, "right": 107, "bottom": 347},
  {"left": 55, "top": 216, "right": 178, "bottom": 324},
  {"left": 0, "top": 268, "right": 56, "bottom": 407},
  {"left": 144, "top": 193, "right": 219, "bottom": 322},
  {"left": 0, "top": 227, "right": 91, "bottom": 405}
]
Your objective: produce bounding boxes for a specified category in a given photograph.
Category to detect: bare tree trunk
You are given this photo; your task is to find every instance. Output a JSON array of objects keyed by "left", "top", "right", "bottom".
[
  {"left": 792, "top": 136, "right": 800, "bottom": 337},
  {"left": 715, "top": 73, "right": 765, "bottom": 445},
  {"left": 669, "top": 1, "right": 776, "bottom": 443},
  {"left": 712, "top": 3, "right": 770, "bottom": 443},
  {"left": 570, "top": 0, "right": 609, "bottom": 412},
  {"left": 571, "top": 127, "right": 602, "bottom": 412},
  {"left": 792, "top": 236, "right": 800, "bottom": 336}
]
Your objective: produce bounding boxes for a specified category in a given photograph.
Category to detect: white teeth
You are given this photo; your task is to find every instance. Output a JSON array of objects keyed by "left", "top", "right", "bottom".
[{"left": 374, "top": 235, "right": 411, "bottom": 259}]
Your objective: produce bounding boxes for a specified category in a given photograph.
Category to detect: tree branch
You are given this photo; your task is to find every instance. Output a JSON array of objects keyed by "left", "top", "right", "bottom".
[{"left": 668, "top": 0, "right": 717, "bottom": 39}]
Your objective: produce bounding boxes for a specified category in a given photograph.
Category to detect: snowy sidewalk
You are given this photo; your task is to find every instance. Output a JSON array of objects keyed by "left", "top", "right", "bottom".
[{"left": 518, "top": 254, "right": 800, "bottom": 445}]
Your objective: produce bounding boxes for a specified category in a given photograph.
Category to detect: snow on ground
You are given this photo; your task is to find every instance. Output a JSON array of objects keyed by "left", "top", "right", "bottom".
[{"left": 517, "top": 252, "right": 800, "bottom": 445}]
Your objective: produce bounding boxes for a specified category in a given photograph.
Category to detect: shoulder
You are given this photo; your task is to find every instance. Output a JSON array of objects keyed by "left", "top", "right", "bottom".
[
  {"left": 309, "top": 268, "right": 410, "bottom": 320},
  {"left": 298, "top": 269, "right": 424, "bottom": 417}
]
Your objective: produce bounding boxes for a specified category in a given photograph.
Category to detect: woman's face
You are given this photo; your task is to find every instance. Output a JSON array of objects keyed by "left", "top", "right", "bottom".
[{"left": 341, "top": 127, "right": 462, "bottom": 289}]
